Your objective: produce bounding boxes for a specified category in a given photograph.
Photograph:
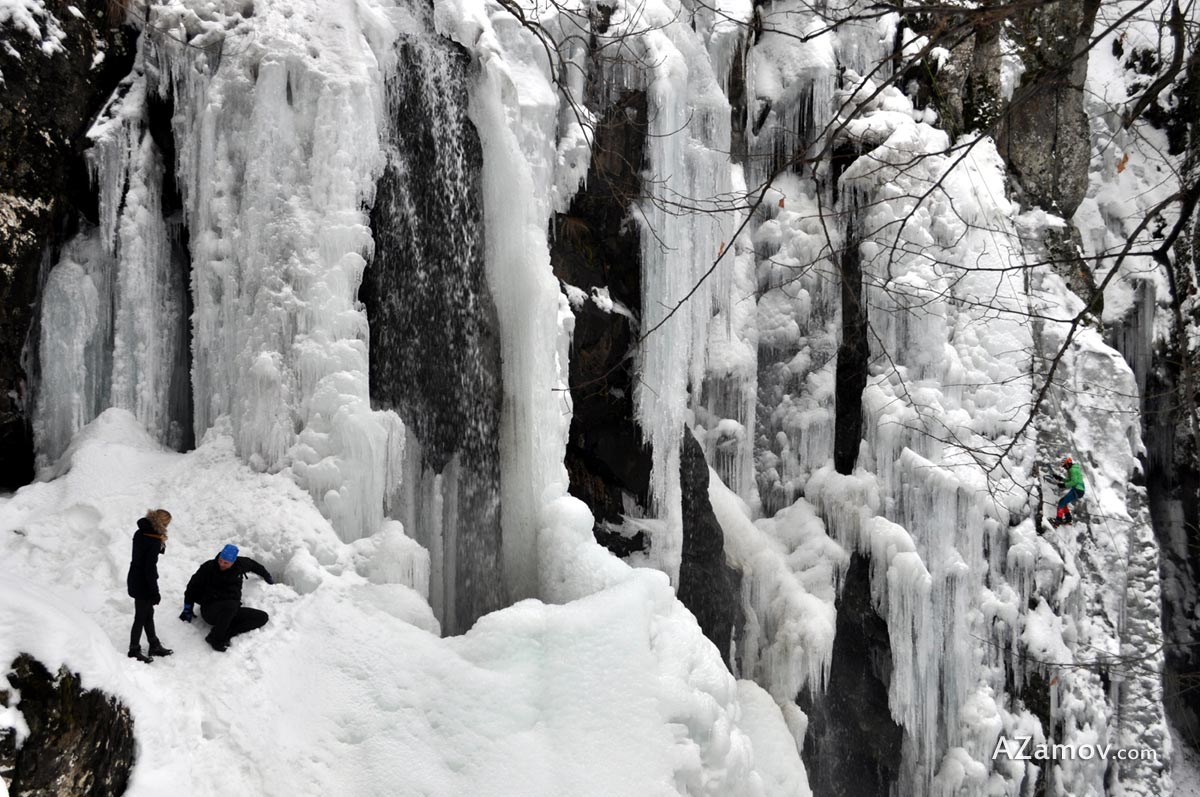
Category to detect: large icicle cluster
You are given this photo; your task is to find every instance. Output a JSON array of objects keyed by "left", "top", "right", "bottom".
[
  {"left": 698, "top": 229, "right": 759, "bottom": 504},
  {"left": 748, "top": 171, "right": 842, "bottom": 516},
  {"left": 153, "top": 0, "right": 409, "bottom": 543},
  {"left": 35, "top": 65, "right": 190, "bottom": 469},
  {"left": 629, "top": 1, "right": 736, "bottom": 586},
  {"left": 44, "top": 0, "right": 409, "bottom": 543},
  {"left": 797, "top": 73, "right": 1060, "bottom": 792},
  {"left": 723, "top": 0, "right": 1170, "bottom": 791},
  {"left": 712, "top": 472, "right": 844, "bottom": 704}
]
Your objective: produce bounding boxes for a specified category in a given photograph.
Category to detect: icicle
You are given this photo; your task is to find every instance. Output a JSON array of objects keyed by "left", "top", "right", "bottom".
[
  {"left": 110, "top": 133, "right": 186, "bottom": 449},
  {"left": 630, "top": 14, "right": 735, "bottom": 584},
  {"left": 88, "top": 71, "right": 147, "bottom": 258},
  {"left": 702, "top": 165, "right": 759, "bottom": 505},
  {"left": 712, "top": 472, "right": 845, "bottom": 701},
  {"left": 33, "top": 237, "right": 104, "bottom": 468}
]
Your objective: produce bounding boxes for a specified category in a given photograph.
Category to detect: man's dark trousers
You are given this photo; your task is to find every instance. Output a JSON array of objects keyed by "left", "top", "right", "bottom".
[{"left": 201, "top": 600, "right": 268, "bottom": 645}]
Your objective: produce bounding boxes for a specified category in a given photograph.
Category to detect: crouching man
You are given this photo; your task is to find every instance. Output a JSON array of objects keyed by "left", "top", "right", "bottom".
[{"left": 180, "top": 544, "right": 275, "bottom": 652}]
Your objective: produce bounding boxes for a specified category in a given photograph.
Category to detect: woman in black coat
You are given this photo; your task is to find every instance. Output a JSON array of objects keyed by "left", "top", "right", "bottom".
[{"left": 127, "top": 509, "right": 174, "bottom": 662}]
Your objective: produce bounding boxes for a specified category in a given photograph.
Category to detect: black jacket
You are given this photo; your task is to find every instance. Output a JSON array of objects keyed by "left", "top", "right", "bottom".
[
  {"left": 126, "top": 518, "right": 164, "bottom": 602},
  {"left": 184, "top": 555, "right": 270, "bottom": 606}
]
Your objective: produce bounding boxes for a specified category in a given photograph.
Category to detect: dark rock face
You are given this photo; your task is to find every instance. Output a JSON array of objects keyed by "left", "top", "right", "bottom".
[
  {"left": 145, "top": 84, "right": 196, "bottom": 453},
  {"left": 831, "top": 140, "right": 867, "bottom": 478},
  {"left": 903, "top": 0, "right": 1098, "bottom": 219},
  {"left": 552, "top": 89, "right": 651, "bottom": 535},
  {"left": 0, "top": 1, "right": 137, "bottom": 488},
  {"left": 550, "top": 84, "right": 739, "bottom": 660},
  {"left": 677, "top": 432, "right": 737, "bottom": 662},
  {"left": 1150, "top": 50, "right": 1200, "bottom": 750},
  {"left": 798, "top": 555, "right": 902, "bottom": 797},
  {"left": 362, "top": 32, "right": 504, "bottom": 634},
  {"left": 998, "top": 0, "right": 1100, "bottom": 218},
  {"left": 364, "top": 36, "right": 497, "bottom": 475},
  {"left": 902, "top": 15, "right": 1006, "bottom": 140},
  {"left": 1013, "top": 670, "right": 1051, "bottom": 796},
  {"left": 833, "top": 208, "right": 866, "bottom": 477},
  {"left": 0, "top": 654, "right": 135, "bottom": 797},
  {"left": 1000, "top": 0, "right": 1102, "bottom": 302}
]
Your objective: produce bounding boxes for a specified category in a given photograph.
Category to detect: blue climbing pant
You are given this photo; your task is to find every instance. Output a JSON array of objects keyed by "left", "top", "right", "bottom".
[{"left": 1058, "top": 488, "right": 1083, "bottom": 509}]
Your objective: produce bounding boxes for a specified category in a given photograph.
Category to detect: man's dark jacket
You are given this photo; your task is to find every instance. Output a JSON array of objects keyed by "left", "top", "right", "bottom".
[
  {"left": 184, "top": 555, "right": 271, "bottom": 606},
  {"left": 126, "top": 518, "right": 164, "bottom": 602}
]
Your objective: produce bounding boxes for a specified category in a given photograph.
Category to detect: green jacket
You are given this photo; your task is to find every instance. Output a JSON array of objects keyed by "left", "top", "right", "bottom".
[{"left": 1064, "top": 463, "right": 1085, "bottom": 493}]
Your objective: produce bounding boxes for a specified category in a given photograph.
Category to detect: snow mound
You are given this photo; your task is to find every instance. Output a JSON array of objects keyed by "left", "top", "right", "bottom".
[{"left": 1, "top": 409, "right": 796, "bottom": 795}]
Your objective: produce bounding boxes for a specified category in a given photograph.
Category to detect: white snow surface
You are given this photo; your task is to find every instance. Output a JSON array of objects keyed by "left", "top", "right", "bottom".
[
  {"left": 0, "top": 0, "right": 64, "bottom": 53},
  {"left": 0, "top": 410, "right": 796, "bottom": 795}
]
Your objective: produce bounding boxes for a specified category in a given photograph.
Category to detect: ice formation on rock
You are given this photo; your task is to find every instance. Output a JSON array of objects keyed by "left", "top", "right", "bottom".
[{"left": 14, "top": 0, "right": 1183, "bottom": 792}]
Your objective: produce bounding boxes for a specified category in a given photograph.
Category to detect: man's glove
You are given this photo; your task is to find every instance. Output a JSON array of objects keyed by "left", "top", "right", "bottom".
[
  {"left": 1058, "top": 480, "right": 1066, "bottom": 488},
  {"left": 264, "top": 573, "right": 275, "bottom": 585},
  {"left": 179, "top": 604, "right": 194, "bottom": 622}
]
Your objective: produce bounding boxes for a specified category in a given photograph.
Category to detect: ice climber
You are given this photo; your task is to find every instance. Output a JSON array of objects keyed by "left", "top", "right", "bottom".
[
  {"left": 180, "top": 544, "right": 275, "bottom": 652},
  {"left": 1053, "top": 456, "right": 1086, "bottom": 527},
  {"left": 127, "top": 508, "right": 174, "bottom": 663}
]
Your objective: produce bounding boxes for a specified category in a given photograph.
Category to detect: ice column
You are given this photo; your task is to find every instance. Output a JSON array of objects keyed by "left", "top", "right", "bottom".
[
  {"left": 629, "top": 8, "right": 734, "bottom": 584},
  {"left": 454, "top": 3, "right": 574, "bottom": 603},
  {"left": 34, "top": 66, "right": 189, "bottom": 466}
]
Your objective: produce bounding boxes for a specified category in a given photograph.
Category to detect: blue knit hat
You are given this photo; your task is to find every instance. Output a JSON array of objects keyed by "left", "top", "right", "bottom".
[{"left": 218, "top": 544, "right": 239, "bottom": 563}]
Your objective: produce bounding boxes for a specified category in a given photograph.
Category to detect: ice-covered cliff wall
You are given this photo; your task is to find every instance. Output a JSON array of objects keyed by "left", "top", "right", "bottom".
[
  {"left": 31, "top": 1, "right": 411, "bottom": 545},
  {"left": 6, "top": 0, "right": 1192, "bottom": 793},
  {"left": 0, "top": 0, "right": 136, "bottom": 487}
]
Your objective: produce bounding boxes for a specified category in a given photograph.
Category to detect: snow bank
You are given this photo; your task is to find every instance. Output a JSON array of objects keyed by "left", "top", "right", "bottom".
[{"left": 1, "top": 409, "right": 791, "bottom": 795}]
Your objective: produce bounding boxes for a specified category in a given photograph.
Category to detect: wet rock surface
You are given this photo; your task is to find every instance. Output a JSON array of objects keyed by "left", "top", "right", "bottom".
[{"left": 0, "top": 653, "right": 135, "bottom": 797}]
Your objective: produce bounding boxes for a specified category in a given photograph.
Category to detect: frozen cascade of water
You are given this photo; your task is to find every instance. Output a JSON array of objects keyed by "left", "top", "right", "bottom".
[
  {"left": 744, "top": 20, "right": 836, "bottom": 192},
  {"left": 794, "top": 57, "right": 1053, "bottom": 791},
  {"left": 33, "top": 66, "right": 191, "bottom": 470},
  {"left": 362, "top": 18, "right": 505, "bottom": 635},
  {"left": 141, "top": 1, "right": 408, "bottom": 545},
  {"left": 624, "top": 6, "right": 735, "bottom": 586},
  {"left": 751, "top": 173, "right": 841, "bottom": 515},
  {"left": 699, "top": 239, "right": 759, "bottom": 505},
  {"left": 33, "top": 228, "right": 110, "bottom": 467}
]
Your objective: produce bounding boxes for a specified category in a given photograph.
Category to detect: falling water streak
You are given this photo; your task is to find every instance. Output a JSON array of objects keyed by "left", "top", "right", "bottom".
[{"left": 364, "top": 19, "right": 505, "bottom": 635}]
